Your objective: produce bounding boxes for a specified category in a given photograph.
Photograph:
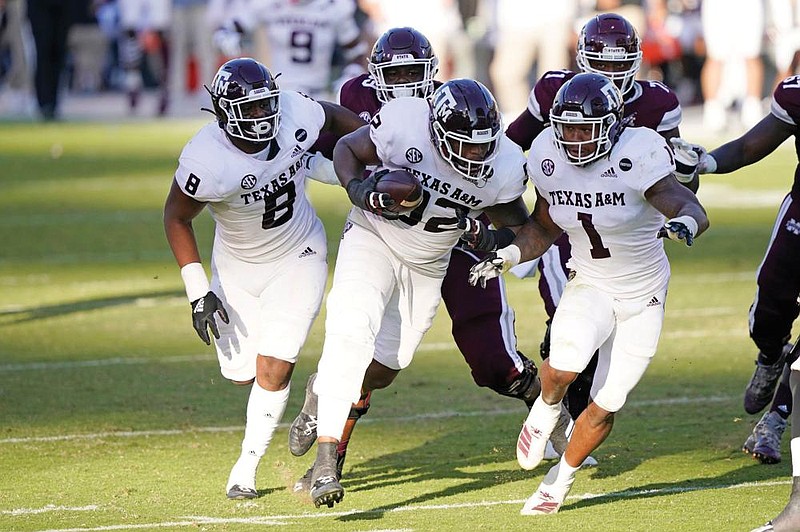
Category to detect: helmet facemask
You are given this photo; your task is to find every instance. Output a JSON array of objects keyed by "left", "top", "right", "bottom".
[
  {"left": 551, "top": 111, "right": 618, "bottom": 166},
  {"left": 369, "top": 58, "right": 438, "bottom": 103},
  {"left": 432, "top": 120, "right": 499, "bottom": 182}
]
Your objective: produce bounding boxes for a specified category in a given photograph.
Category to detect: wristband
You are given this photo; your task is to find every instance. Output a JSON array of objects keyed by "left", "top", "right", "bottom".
[
  {"left": 180, "top": 262, "right": 210, "bottom": 302},
  {"left": 498, "top": 244, "right": 522, "bottom": 268},
  {"left": 703, "top": 154, "right": 718, "bottom": 174},
  {"left": 669, "top": 215, "right": 699, "bottom": 238}
]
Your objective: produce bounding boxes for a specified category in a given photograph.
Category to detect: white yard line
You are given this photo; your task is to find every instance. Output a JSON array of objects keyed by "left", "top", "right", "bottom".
[{"left": 23, "top": 479, "right": 793, "bottom": 531}]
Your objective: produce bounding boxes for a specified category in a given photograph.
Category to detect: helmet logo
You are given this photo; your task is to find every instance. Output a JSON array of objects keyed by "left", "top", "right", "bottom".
[
  {"left": 390, "top": 53, "right": 414, "bottom": 63},
  {"left": 600, "top": 82, "right": 622, "bottom": 109},
  {"left": 212, "top": 69, "right": 233, "bottom": 95},
  {"left": 432, "top": 86, "right": 457, "bottom": 121}
]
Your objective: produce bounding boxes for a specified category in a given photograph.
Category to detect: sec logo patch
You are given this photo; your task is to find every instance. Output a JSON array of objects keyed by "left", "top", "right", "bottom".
[
  {"left": 241, "top": 174, "right": 257, "bottom": 190},
  {"left": 406, "top": 147, "right": 423, "bottom": 164},
  {"left": 541, "top": 159, "right": 555, "bottom": 176}
]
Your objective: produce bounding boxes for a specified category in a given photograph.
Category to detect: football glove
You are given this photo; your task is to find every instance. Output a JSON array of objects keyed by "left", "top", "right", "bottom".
[
  {"left": 669, "top": 137, "right": 699, "bottom": 184},
  {"left": 457, "top": 214, "right": 516, "bottom": 252},
  {"left": 345, "top": 171, "right": 400, "bottom": 220},
  {"left": 657, "top": 215, "right": 698, "bottom": 247},
  {"left": 468, "top": 245, "right": 522, "bottom": 288},
  {"left": 190, "top": 291, "right": 229, "bottom": 345}
]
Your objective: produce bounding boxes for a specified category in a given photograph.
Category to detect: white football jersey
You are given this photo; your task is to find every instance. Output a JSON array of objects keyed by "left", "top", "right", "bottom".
[
  {"left": 527, "top": 126, "right": 675, "bottom": 299},
  {"left": 174, "top": 91, "right": 326, "bottom": 262},
  {"left": 244, "top": 0, "right": 361, "bottom": 95},
  {"left": 353, "top": 97, "right": 528, "bottom": 277}
]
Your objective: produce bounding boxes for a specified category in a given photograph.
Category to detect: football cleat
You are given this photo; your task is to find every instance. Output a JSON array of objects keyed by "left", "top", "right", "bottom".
[
  {"left": 293, "top": 465, "right": 314, "bottom": 493},
  {"left": 744, "top": 346, "right": 791, "bottom": 414},
  {"left": 520, "top": 462, "right": 576, "bottom": 516},
  {"left": 517, "top": 401, "right": 562, "bottom": 471},
  {"left": 289, "top": 373, "right": 318, "bottom": 456},
  {"left": 310, "top": 442, "right": 344, "bottom": 508},
  {"left": 226, "top": 484, "right": 258, "bottom": 500},
  {"left": 750, "top": 411, "right": 787, "bottom": 464},
  {"left": 749, "top": 522, "right": 774, "bottom": 532}
]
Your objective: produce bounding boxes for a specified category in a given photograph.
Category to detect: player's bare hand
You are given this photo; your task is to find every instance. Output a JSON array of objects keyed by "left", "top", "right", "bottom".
[{"left": 190, "top": 291, "right": 229, "bottom": 345}]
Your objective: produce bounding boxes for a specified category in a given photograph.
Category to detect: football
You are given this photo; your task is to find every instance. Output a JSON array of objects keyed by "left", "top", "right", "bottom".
[{"left": 375, "top": 169, "right": 423, "bottom": 213}]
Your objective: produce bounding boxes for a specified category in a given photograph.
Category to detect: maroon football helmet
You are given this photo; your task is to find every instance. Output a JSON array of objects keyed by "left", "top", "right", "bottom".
[
  {"left": 368, "top": 27, "right": 439, "bottom": 104},
  {"left": 550, "top": 73, "right": 625, "bottom": 166},
  {"left": 429, "top": 79, "right": 501, "bottom": 183},
  {"left": 576, "top": 14, "right": 642, "bottom": 96},
  {"left": 208, "top": 57, "right": 281, "bottom": 143}
]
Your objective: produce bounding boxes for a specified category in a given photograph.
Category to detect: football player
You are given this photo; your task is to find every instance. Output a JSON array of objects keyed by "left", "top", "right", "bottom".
[
  {"left": 504, "top": 12, "right": 698, "bottom": 422},
  {"left": 290, "top": 27, "right": 565, "bottom": 494},
  {"left": 163, "top": 57, "right": 364, "bottom": 500},
  {"left": 469, "top": 73, "right": 709, "bottom": 515},
  {"left": 213, "top": 0, "right": 368, "bottom": 99},
  {"left": 306, "top": 78, "right": 531, "bottom": 509},
  {"left": 686, "top": 74, "right": 800, "bottom": 476}
]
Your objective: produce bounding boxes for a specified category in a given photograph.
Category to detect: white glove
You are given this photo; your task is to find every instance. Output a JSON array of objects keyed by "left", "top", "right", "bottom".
[
  {"left": 213, "top": 28, "right": 242, "bottom": 57},
  {"left": 468, "top": 245, "right": 522, "bottom": 288},
  {"left": 669, "top": 137, "right": 699, "bottom": 183},
  {"left": 658, "top": 215, "right": 698, "bottom": 247}
]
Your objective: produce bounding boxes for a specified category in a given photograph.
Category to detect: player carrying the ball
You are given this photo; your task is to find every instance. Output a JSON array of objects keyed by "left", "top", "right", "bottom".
[{"left": 306, "top": 78, "right": 531, "bottom": 508}]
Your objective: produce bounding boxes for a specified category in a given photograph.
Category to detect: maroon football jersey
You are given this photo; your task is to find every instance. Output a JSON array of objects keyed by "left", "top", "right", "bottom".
[
  {"left": 505, "top": 69, "right": 682, "bottom": 151},
  {"left": 770, "top": 76, "right": 800, "bottom": 197}
]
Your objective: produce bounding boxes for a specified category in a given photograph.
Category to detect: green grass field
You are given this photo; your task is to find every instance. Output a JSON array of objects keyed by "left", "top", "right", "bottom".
[{"left": 0, "top": 119, "right": 796, "bottom": 531}]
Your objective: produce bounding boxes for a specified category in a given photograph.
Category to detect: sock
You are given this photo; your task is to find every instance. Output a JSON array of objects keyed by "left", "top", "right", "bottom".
[
  {"left": 528, "top": 396, "right": 563, "bottom": 430},
  {"left": 316, "top": 394, "right": 353, "bottom": 441},
  {"left": 228, "top": 383, "right": 290, "bottom": 489},
  {"left": 771, "top": 373, "right": 793, "bottom": 420},
  {"left": 555, "top": 454, "right": 580, "bottom": 482},
  {"left": 792, "top": 438, "right": 800, "bottom": 477}
]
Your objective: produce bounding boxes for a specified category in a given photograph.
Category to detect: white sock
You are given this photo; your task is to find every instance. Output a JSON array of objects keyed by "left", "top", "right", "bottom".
[
  {"left": 528, "top": 397, "right": 562, "bottom": 432},
  {"left": 555, "top": 454, "right": 580, "bottom": 482},
  {"left": 228, "top": 383, "right": 290, "bottom": 488},
  {"left": 792, "top": 437, "right": 800, "bottom": 477},
  {"left": 316, "top": 394, "right": 353, "bottom": 441}
]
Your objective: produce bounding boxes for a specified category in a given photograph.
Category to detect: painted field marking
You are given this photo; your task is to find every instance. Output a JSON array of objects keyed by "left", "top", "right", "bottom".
[{"left": 24, "top": 479, "right": 792, "bottom": 531}]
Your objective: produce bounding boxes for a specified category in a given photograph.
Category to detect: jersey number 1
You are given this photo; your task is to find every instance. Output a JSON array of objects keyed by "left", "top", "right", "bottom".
[{"left": 578, "top": 212, "right": 611, "bottom": 259}]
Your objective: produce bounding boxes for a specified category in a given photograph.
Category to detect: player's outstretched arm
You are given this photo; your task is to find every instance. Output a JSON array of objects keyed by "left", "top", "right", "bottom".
[{"left": 706, "top": 114, "right": 794, "bottom": 174}]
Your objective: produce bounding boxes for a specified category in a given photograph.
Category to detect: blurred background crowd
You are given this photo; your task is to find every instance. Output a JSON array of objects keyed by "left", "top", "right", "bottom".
[{"left": 1, "top": 0, "right": 799, "bottom": 133}]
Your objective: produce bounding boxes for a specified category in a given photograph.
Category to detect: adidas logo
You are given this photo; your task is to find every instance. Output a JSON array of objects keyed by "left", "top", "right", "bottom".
[
  {"left": 647, "top": 296, "right": 661, "bottom": 307},
  {"left": 291, "top": 145, "right": 304, "bottom": 157},
  {"left": 600, "top": 167, "right": 618, "bottom": 179},
  {"left": 298, "top": 246, "right": 316, "bottom": 258}
]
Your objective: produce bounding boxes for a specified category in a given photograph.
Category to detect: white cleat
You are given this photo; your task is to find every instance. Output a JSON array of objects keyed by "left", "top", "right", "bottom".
[
  {"left": 517, "top": 401, "right": 561, "bottom": 471},
  {"left": 520, "top": 463, "right": 576, "bottom": 516}
]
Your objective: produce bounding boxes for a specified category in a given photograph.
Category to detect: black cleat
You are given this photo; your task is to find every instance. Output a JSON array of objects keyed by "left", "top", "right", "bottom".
[
  {"left": 289, "top": 373, "right": 318, "bottom": 456},
  {"left": 310, "top": 441, "right": 344, "bottom": 508},
  {"left": 227, "top": 484, "right": 258, "bottom": 500},
  {"left": 744, "top": 347, "right": 789, "bottom": 414}
]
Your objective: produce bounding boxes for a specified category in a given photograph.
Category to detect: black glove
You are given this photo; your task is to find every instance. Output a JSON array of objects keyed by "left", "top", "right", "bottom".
[
  {"left": 345, "top": 171, "right": 400, "bottom": 220},
  {"left": 190, "top": 291, "right": 229, "bottom": 345},
  {"left": 458, "top": 214, "right": 494, "bottom": 251},
  {"left": 458, "top": 213, "right": 516, "bottom": 252}
]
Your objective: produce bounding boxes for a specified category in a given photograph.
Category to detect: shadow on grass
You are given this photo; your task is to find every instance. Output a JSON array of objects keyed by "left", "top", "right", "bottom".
[{"left": 0, "top": 289, "right": 184, "bottom": 324}]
